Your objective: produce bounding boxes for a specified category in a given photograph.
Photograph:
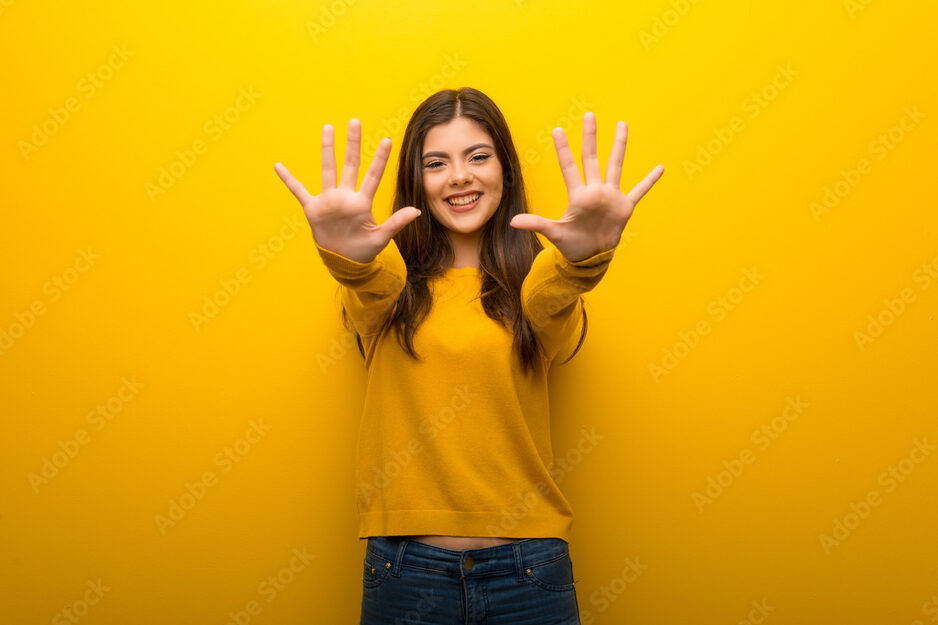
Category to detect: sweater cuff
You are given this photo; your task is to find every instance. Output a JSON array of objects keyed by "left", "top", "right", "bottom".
[
  {"left": 315, "top": 239, "right": 405, "bottom": 280},
  {"left": 551, "top": 244, "right": 616, "bottom": 274}
]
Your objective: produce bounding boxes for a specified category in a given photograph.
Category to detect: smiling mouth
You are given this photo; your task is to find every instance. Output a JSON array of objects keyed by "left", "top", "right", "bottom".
[{"left": 446, "top": 192, "right": 482, "bottom": 208}]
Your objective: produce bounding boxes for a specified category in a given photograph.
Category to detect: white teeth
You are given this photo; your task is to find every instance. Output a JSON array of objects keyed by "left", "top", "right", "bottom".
[{"left": 447, "top": 193, "right": 480, "bottom": 206}]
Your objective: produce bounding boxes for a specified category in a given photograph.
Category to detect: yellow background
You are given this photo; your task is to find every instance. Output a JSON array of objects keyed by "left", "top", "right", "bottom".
[{"left": 2, "top": 1, "right": 937, "bottom": 623}]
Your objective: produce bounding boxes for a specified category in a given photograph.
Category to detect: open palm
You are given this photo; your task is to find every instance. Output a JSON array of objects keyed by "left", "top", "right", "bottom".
[
  {"left": 510, "top": 112, "right": 664, "bottom": 262},
  {"left": 274, "top": 119, "right": 420, "bottom": 263}
]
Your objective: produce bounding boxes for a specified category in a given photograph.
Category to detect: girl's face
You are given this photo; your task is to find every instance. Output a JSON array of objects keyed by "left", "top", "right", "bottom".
[{"left": 421, "top": 116, "right": 503, "bottom": 237}]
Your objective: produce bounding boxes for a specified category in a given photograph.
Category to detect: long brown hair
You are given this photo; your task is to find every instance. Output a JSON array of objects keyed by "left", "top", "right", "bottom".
[{"left": 342, "top": 87, "right": 588, "bottom": 376}]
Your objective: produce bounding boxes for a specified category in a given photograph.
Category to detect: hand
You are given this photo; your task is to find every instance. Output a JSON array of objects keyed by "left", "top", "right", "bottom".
[
  {"left": 509, "top": 112, "right": 664, "bottom": 262},
  {"left": 274, "top": 119, "right": 421, "bottom": 263}
]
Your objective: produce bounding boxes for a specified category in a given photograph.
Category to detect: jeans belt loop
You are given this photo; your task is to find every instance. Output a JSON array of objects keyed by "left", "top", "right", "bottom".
[
  {"left": 511, "top": 541, "right": 525, "bottom": 583},
  {"left": 392, "top": 538, "right": 408, "bottom": 577}
]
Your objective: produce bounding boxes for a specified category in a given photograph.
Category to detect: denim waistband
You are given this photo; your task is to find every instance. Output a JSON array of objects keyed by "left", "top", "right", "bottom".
[{"left": 365, "top": 536, "right": 570, "bottom": 581}]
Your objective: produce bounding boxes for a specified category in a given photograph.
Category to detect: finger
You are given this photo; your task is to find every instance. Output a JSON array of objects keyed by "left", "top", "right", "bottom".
[
  {"left": 274, "top": 162, "right": 314, "bottom": 206},
  {"left": 509, "top": 213, "right": 560, "bottom": 241},
  {"left": 605, "top": 121, "right": 628, "bottom": 188},
  {"left": 339, "top": 118, "right": 361, "bottom": 191},
  {"left": 359, "top": 137, "right": 392, "bottom": 201},
  {"left": 552, "top": 128, "right": 582, "bottom": 199},
  {"left": 582, "top": 112, "right": 602, "bottom": 185},
  {"left": 322, "top": 123, "right": 337, "bottom": 190},
  {"left": 626, "top": 164, "right": 665, "bottom": 206},
  {"left": 380, "top": 206, "right": 422, "bottom": 238}
]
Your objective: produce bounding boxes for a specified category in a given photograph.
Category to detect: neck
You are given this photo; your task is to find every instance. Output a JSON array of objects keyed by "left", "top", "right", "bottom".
[{"left": 447, "top": 229, "right": 482, "bottom": 269}]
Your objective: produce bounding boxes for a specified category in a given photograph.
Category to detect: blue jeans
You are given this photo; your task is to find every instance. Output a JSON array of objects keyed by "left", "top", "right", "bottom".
[{"left": 360, "top": 535, "right": 581, "bottom": 624}]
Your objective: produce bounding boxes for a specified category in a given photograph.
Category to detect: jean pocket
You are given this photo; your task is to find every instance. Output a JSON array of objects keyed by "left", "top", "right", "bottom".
[
  {"left": 525, "top": 553, "right": 577, "bottom": 592},
  {"left": 363, "top": 551, "right": 393, "bottom": 589}
]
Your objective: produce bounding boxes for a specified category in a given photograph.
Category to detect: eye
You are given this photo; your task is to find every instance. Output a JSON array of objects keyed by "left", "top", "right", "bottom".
[{"left": 424, "top": 154, "right": 491, "bottom": 169}]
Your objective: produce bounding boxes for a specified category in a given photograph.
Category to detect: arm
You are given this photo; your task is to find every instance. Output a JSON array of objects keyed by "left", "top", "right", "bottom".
[
  {"left": 521, "top": 243, "right": 615, "bottom": 364},
  {"left": 274, "top": 118, "right": 421, "bottom": 335},
  {"left": 315, "top": 238, "right": 407, "bottom": 337},
  {"left": 512, "top": 112, "right": 664, "bottom": 363}
]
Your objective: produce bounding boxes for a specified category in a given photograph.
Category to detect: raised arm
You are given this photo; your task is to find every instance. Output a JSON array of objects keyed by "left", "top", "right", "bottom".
[
  {"left": 511, "top": 112, "right": 664, "bottom": 363},
  {"left": 275, "top": 118, "right": 420, "bottom": 336},
  {"left": 521, "top": 243, "right": 615, "bottom": 364},
  {"left": 314, "top": 237, "right": 407, "bottom": 337}
]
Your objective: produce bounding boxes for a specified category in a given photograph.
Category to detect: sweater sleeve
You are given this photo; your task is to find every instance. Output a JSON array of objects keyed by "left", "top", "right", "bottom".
[
  {"left": 314, "top": 238, "right": 408, "bottom": 338},
  {"left": 521, "top": 243, "right": 616, "bottom": 365}
]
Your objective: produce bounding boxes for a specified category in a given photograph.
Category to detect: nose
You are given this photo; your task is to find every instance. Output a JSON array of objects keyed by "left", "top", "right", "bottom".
[{"left": 449, "top": 164, "right": 473, "bottom": 185}]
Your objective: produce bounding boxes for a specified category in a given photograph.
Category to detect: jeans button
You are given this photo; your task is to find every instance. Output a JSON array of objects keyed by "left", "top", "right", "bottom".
[{"left": 464, "top": 555, "right": 474, "bottom": 570}]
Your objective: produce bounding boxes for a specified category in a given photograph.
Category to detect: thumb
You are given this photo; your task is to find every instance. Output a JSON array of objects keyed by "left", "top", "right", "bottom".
[
  {"left": 380, "top": 206, "right": 422, "bottom": 239},
  {"left": 510, "top": 213, "right": 559, "bottom": 239}
]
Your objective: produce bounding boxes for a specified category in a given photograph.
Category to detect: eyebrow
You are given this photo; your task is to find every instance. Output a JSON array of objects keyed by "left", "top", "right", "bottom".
[{"left": 422, "top": 143, "right": 494, "bottom": 159}]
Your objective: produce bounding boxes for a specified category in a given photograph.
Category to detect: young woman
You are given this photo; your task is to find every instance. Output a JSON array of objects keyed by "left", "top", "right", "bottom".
[{"left": 275, "top": 87, "right": 663, "bottom": 624}]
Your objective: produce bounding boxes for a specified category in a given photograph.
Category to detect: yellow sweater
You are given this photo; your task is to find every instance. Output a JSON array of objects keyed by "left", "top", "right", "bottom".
[{"left": 315, "top": 237, "right": 615, "bottom": 542}]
